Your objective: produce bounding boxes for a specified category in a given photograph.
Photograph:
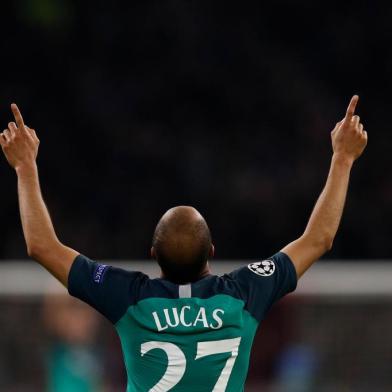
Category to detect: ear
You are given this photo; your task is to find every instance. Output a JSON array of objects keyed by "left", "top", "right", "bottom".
[
  {"left": 151, "top": 247, "right": 156, "bottom": 259},
  {"left": 209, "top": 244, "right": 215, "bottom": 259}
]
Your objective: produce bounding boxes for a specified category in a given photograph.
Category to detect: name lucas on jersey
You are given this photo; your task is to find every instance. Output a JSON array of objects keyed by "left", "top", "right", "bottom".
[{"left": 152, "top": 306, "right": 224, "bottom": 332}]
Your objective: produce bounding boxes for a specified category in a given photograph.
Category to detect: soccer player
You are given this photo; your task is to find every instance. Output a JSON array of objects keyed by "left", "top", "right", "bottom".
[{"left": 0, "top": 97, "right": 367, "bottom": 391}]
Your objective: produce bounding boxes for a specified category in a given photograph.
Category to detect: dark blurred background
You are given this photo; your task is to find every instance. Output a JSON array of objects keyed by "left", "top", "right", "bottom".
[{"left": 0, "top": 0, "right": 390, "bottom": 261}]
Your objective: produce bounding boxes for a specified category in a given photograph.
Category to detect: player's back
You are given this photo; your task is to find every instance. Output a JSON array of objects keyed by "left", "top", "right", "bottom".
[
  {"left": 68, "top": 253, "right": 297, "bottom": 391},
  {"left": 118, "top": 275, "right": 256, "bottom": 391}
]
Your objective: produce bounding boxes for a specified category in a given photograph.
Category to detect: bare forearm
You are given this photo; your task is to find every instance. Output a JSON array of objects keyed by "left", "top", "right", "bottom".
[
  {"left": 16, "top": 163, "right": 77, "bottom": 285},
  {"left": 1, "top": 104, "right": 78, "bottom": 286},
  {"left": 282, "top": 154, "right": 352, "bottom": 277},
  {"left": 303, "top": 153, "right": 353, "bottom": 248},
  {"left": 279, "top": 95, "right": 367, "bottom": 278},
  {"left": 282, "top": 95, "right": 367, "bottom": 278},
  {"left": 16, "top": 163, "right": 59, "bottom": 253}
]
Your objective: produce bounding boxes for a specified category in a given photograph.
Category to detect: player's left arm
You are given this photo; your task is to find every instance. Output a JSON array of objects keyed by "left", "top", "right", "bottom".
[
  {"left": 0, "top": 104, "right": 78, "bottom": 286},
  {"left": 281, "top": 95, "right": 368, "bottom": 279}
]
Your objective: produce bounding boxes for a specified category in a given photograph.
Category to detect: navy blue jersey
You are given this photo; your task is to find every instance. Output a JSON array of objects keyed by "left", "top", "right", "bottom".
[{"left": 68, "top": 252, "right": 297, "bottom": 391}]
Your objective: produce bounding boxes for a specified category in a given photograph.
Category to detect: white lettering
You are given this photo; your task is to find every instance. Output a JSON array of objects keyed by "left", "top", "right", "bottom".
[
  {"left": 153, "top": 311, "right": 168, "bottom": 331},
  {"left": 152, "top": 306, "right": 225, "bottom": 331},
  {"left": 193, "top": 307, "right": 209, "bottom": 328},
  {"left": 164, "top": 308, "right": 180, "bottom": 328},
  {"left": 209, "top": 309, "right": 224, "bottom": 329},
  {"left": 180, "top": 306, "right": 192, "bottom": 327}
]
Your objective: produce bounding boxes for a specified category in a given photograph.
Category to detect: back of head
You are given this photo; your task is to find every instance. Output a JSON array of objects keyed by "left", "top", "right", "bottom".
[{"left": 152, "top": 206, "right": 212, "bottom": 284}]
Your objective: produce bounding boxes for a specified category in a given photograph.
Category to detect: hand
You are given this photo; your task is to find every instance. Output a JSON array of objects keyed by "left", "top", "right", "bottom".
[
  {"left": 331, "top": 95, "right": 368, "bottom": 163},
  {"left": 0, "top": 104, "right": 40, "bottom": 170}
]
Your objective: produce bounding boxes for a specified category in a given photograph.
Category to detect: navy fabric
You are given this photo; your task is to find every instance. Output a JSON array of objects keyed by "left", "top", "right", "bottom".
[
  {"left": 68, "top": 254, "right": 147, "bottom": 324},
  {"left": 68, "top": 252, "right": 297, "bottom": 324},
  {"left": 225, "top": 252, "right": 297, "bottom": 322}
]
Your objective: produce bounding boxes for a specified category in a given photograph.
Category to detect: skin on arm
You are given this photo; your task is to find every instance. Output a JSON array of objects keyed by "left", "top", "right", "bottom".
[
  {"left": 0, "top": 104, "right": 78, "bottom": 286},
  {"left": 281, "top": 95, "right": 368, "bottom": 278}
]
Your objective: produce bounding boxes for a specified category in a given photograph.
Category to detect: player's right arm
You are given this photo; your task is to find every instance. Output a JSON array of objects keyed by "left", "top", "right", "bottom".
[
  {"left": 0, "top": 104, "right": 78, "bottom": 286},
  {"left": 281, "top": 95, "right": 368, "bottom": 279}
]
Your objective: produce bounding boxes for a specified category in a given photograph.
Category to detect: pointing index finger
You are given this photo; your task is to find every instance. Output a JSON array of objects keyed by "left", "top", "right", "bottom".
[
  {"left": 11, "top": 103, "right": 25, "bottom": 128},
  {"left": 344, "top": 95, "right": 359, "bottom": 121}
]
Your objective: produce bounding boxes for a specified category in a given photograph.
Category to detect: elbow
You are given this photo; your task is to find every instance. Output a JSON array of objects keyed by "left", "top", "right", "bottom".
[
  {"left": 27, "top": 243, "right": 46, "bottom": 260},
  {"left": 304, "top": 233, "right": 334, "bottom": 254},
  {"left": 320, "top": 235, "right": 334, "bottom": 253},
  {"left": 27, "top": 239, "right": 61, "bottom": 260},
  {"left": 325, "top": 238, "right": 334, "bottom": 252},
  {"left": 27, "top": 245, "right": 40, "bottom": 259}
]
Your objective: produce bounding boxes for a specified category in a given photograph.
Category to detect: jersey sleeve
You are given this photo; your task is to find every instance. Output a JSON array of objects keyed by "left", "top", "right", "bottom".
[
  {"left": 228, "top": 252, "right": 297, "bottom": 322},
  {"left": 68, "top": 254, "right": 146, "bottom": 324}
]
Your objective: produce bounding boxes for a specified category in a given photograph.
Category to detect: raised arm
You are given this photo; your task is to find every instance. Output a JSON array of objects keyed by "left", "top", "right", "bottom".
[
  {"left": 281, "top": 95, "right": 367, "bottom": 279},
  {"left": 0, "top": 104, "right": 78, "bottom": 286}
]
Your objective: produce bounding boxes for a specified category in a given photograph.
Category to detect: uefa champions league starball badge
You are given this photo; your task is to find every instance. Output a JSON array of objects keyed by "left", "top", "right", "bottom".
[{"left": 248, "top": 260, "right": 275, "bottom": 277}]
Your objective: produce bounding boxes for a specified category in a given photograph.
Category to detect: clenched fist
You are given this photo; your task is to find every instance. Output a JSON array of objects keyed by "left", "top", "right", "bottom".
[
  {"left": 332, "top": 95, "right": 368, "bottom": 163},
  {"left": 0, "top": 104, "right": 39, "bottom": 170}
]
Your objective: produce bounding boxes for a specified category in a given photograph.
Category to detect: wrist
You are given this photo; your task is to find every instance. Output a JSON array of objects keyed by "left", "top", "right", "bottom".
[
  {"left": 15, "top": 161, "right": 38, "bottom": 175},
  {"left": 332, "top": 153, "right": 355, "bottom": 168}
]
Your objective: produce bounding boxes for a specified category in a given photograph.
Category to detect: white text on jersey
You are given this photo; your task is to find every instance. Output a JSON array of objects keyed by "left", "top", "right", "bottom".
[{"left": 152, "top": 306, "right": 224, "bottom": 331}]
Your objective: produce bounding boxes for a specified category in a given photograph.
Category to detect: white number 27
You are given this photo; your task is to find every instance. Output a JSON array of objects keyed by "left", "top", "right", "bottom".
[{"left": 141, "top": 337, "right": 241, "bottom": 392}]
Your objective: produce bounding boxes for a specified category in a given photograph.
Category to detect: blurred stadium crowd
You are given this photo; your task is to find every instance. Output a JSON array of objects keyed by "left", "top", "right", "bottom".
[{"left": 0, "top": 1, "right": 390, "bottom": 261}]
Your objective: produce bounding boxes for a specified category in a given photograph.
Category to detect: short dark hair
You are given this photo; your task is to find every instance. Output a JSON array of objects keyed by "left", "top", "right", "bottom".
[{"left": 152, "top": 207, "right": 212, "bottom": 284}]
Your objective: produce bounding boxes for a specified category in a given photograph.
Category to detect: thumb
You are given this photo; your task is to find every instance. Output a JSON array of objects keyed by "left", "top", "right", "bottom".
[{"left": 331, "top": 120, "right": 343, "bottom": 134}]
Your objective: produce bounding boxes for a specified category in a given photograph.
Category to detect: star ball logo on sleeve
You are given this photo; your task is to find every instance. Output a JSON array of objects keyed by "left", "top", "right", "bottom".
[{"left": 248, "top": 259, "right": 275, "bottom": 277}]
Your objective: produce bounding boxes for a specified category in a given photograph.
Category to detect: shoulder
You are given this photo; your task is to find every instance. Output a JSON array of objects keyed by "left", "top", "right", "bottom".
[
  {"left": 68, "top": 254, "right": 149, "bottom": 323},
  {"left": 69, "top": 254, "right": 148, "bottom": 291},
  {"left": 225, "top": 252, "right": 297, "bottom": 322},
  {"left": 228, "top": 252, "right": 296, "bottom": 285}
]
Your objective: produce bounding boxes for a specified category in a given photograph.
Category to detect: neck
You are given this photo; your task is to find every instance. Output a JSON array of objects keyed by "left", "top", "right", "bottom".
[
  {"left": 198, "top": 262, "right": 212, "bottom": 278},
  {"left": 160, "top": 261, "right": 212, "bottom": 283}
]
